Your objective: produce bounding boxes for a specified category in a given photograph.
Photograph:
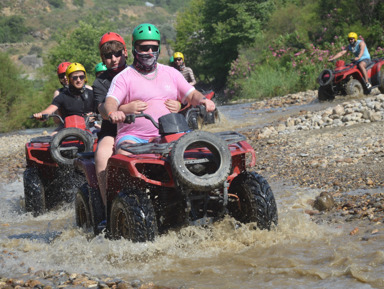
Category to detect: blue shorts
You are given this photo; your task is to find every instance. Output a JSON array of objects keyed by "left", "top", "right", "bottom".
[{"left": 116, "top": 135, "right": 149, "bottom": 150}]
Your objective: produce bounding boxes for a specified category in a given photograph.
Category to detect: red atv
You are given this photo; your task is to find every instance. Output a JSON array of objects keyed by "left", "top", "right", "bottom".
[
  {"left": 317, "top": 58, "right": 384, "bottom": 101},
  {"left": 74, "top": 113, "right": 278, "bottom": 242},
  {"left": 179, "top": 90, "right": 220, "bottom": 129},
  {"left": 24, "top": 114, "right": 98, "bottom": 216}
]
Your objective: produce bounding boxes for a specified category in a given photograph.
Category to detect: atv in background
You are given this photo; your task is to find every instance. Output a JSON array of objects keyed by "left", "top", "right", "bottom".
[
  {"left": 317, "top": 57, "right": 384, "bottom": 101},
  {"left": 179, "top": 90, "right": 220, "bottom": 130},
  {"left": 24, "top": 114, "right": 98, "bottom": 216},
  {"left": 74, "top": 113, "right": 278, "bottom": 242}
]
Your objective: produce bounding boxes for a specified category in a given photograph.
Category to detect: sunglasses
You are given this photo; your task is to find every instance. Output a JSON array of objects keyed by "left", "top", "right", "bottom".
[
  {"left": 71, "top": 75, "right": 85, "bottom": 81},
  {"left": 104, "top": 50, "right": 123, "bottom": 59},
  {"left": 137, "top": 45, "right": 159, "bottom": 52},
  {"left": 175, "top": 58, "right": 183, "bottom": 61},
  {"left": 348, "top": 38, "right": 355, "bottom": 41},
  {"left": 58, "top": 73, "right": 66, "bottom": 79}
]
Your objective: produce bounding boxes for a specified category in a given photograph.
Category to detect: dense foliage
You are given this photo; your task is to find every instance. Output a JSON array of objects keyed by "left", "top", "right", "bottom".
[
  {"left": 0, "top": 16, "right": 30, "bottom": 43},
  {"left": 1, "top": 0, "right": 384, "bottom": 132}
]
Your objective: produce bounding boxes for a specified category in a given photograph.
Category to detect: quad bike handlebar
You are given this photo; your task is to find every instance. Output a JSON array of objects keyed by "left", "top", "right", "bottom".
[
  {"left": 123, "top": 113, "right": 159, "bottom": 129},
  {"left": 30, "top": 113, "right": 64, "bottom": 124},
  {"left": 30, "top": 113, "right": 100, "bottom": 127}
]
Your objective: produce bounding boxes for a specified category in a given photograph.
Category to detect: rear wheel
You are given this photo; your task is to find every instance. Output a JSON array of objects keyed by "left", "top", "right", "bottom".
[
  {"left": 345, "top": 79, "right": 363, "bottom": 97},
  {"left": 24, "top": 168, "right": 46, "bottom": 217},
  {"left": 228, "top": 172, "right": 278, "bottom": 230},
  {"left": 109, "top": 189, "right": 158, "bottom": 242}
]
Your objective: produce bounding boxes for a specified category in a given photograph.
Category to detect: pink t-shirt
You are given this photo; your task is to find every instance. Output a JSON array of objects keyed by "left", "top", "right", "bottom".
[{"left": 107, "top": 64, "right": 195, "bottom": 144}]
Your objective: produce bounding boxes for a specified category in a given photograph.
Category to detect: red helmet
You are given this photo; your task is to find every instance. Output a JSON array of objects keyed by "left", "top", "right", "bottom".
[
  {"left": 99, "top": 32, "right": 126, "bottom": 49},
  {"left": 57, "top": 62, "right": 71, "bottom": 75}
]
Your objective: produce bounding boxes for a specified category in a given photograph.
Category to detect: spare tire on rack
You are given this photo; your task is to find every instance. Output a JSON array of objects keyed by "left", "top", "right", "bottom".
[
  {"left": 170, "top": 130, "right": 232, "bottom": 191},
  {"left": 318, "top": 69, "right": 333, "bottom": 87},
  {"left": 50, "top": 128, "right": 94, "bottom": 166}
]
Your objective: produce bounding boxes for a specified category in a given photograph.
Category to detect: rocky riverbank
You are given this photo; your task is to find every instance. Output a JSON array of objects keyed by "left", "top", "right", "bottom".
[{"left": 1, "top": 90, "right": 384, "bottom": 288}]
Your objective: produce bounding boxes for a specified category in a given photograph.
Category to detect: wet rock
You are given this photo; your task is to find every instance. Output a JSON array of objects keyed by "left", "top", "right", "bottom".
[{"left": 313, "top": 192, "right": 335, "bottom": 211}]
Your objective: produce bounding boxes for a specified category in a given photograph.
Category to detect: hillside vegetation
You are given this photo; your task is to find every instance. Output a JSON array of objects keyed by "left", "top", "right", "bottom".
[{"left": 1, "top": 0, "right": 384, "bottom": 132}]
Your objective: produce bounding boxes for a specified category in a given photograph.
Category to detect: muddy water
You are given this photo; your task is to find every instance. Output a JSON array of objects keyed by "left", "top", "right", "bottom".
[{"left": 1, "top": 101, "right": 383, "bottom": 288}]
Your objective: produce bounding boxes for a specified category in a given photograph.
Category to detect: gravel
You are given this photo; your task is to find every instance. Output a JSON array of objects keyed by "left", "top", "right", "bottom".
[{"left": 1, "top": 90, "right": 384, "bottom": 288}]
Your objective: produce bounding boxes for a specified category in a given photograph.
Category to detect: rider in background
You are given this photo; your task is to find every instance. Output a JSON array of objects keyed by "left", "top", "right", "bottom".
[
  {"left": 93, "top": 32, "right": 129, "bottom": 200},
  {"left": 33, "top": 63, "right": 96, "bottom": 132},
  {"left": 173, "top": 51, "right": 196, "bottom": 86},
  {"left": 54, "top": 62, "right": 71, "bottom": 98},
  {"left": 328, "top": 32, "right": 372, "bottom": 89},
  {"left": 94, "top": 62, "right": 107, "bottom": 78},
  {"left": 104, "top": 23, "right": 215, "bottom": 155}
]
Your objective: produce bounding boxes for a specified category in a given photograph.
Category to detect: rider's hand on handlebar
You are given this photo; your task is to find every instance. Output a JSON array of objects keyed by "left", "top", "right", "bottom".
[
  {"left": 108, "top": 111, "right": 126, "bottom": 124},
  {"left": 199, "top": 98, "right": 216, "bottom": 112},
  {"left": 33, "top": 113, "right": 44, "bottom": 120}
]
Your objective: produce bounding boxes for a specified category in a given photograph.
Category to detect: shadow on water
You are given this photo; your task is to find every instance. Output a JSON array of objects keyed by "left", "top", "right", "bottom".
[{"left": 8, "top": 231, "right": 62, "bottom": 244}]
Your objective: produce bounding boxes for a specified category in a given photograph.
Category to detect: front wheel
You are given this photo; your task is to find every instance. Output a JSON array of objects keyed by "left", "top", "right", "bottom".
[
  {"left": 228, "top": 172, "right": 278, "bottom": 230},
  {"left": 75, "top": 184, "right": 92, "bottom": 232},
  {"left": 24, "top": 168, "right": 46, "bottom": 217},
  {"left": 379, "top": 71, "right": 384, "bottom": 94},
  {"left": 318, "top": 86, "right": 335, "bottom": 102},
  {"left": 109, "top": 189, "right": 158, "bottom": 242},
  {"left": 345, "top": 79, "right": 363, "bottom": 97}
]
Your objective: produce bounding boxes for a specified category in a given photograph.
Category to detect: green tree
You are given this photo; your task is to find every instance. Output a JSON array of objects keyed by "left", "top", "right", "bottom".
[
  {"left": 0, "top": 52, "right": 38, "bottom": 132},
  {"left": 48, "top": 19, "right": 117, "bottom": 77},
  {"left": 175, "top": 0, "right": 274, "bottom": 88},
  {"left": 0, "top": 16, "right": 29, "bottom": 43}
]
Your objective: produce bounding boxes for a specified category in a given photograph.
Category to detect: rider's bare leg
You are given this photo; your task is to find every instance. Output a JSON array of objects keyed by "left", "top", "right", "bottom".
[
  {"left": 95, "top": 136, "right": 115, "bottom": 205},
  {"left": 358, "top": 61, "right": 369, "bottom": 84}
]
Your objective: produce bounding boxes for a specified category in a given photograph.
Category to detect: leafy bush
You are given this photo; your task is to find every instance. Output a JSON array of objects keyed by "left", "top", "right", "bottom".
[
  {"left": 72, "top": 0, "right": 84, "bottom": 7},
  {"left": 0, "top": 16, "right": 29, "bottom": 43},
  {"left": 48, "top": 0, "right": 65, "bottom": 8}
]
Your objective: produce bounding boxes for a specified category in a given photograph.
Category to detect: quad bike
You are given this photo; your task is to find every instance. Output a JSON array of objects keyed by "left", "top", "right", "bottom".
[
  {"left": 23, "top": 114, "right": 98, "bottom": 216},
  {"left": 74, "top": 112, "right": 278, "bottom": 242},
  {"left": 317, "top": 57, "right": 384, "bottom": 101},
  {"left": 179, "top": 90, "right": 220, "bottom": 129}
]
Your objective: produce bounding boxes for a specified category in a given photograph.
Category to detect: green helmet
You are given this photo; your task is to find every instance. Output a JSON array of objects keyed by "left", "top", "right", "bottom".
[
  {"left": 131, "top": 23, "right": 161, "bottom": 53},
  {"left": 94, "top": 62, "right": 107, "bottom": 75}
]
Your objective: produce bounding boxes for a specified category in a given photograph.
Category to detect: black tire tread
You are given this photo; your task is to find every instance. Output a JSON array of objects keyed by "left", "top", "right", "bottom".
[
  {"left": 23, "top": 167, "right": 46, "bottom": 217},
  {"left": 50, "top": 127, "right": 94, "bottom": 166},
  {"left": 170, "top": 131, "right": 232, "bottom": 191},
  {"left": 109, "top": 189, "right": 158, "bottom": 242},
  {"left": 228, "top": 172, "right": 278, "bottom": 230}
]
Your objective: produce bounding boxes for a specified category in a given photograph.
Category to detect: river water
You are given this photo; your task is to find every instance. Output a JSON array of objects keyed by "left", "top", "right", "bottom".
[{"left": 1, "top": 100, "right": 383, "bottom": 288}]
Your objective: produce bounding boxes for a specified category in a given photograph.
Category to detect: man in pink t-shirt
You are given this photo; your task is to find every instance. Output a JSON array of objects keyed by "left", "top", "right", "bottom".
[{"left": 104, "top": 23, "right": 215, "bottom": 154}]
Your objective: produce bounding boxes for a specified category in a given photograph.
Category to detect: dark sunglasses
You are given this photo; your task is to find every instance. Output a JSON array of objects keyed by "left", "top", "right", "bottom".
[
  {"left": 348, "top": 38, "right": 355, "bottom": 41},
  {"left": 58, "top": 73, "right": 66, "bottom": 79},
  {"left": 71, "top": 75, "right": 85, "bottom": 81},
  {"left": 175, "top": 58, "right": 183, "bottom": 61},
  {"left": 137, "top": 45, "right": 159, "bottom": 52},
  {"left": 104, "top": 50, "right": 123, "bottom": 59}
]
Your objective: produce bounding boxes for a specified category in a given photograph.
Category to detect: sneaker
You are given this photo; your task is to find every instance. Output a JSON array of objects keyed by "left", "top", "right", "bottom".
[{"left": 366, "top": 82, "right": 372, "bottom": 89}]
